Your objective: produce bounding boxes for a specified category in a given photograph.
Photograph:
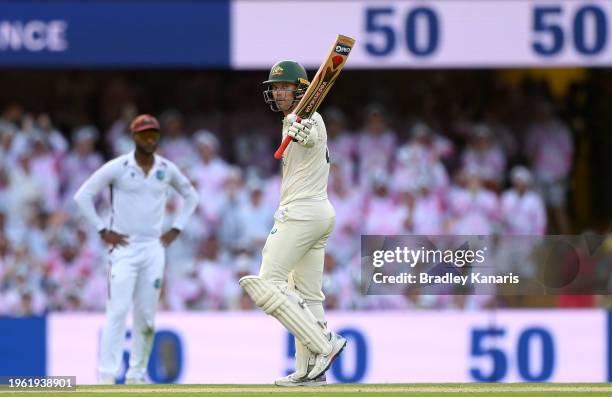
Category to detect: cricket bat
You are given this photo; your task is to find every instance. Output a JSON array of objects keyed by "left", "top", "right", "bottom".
[{"left": 274, "top": 34, "right": 356, "bottom": 160}]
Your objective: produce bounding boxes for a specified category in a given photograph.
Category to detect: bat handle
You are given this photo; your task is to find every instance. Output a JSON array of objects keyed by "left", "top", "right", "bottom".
[{"left": 274, "top": 116, "right": 301, "bottom": 160}]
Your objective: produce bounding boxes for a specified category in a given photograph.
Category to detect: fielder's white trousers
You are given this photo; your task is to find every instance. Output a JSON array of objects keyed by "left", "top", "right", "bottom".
[{"left": 98, "top": 240, "right": 165, "bottom": 381}]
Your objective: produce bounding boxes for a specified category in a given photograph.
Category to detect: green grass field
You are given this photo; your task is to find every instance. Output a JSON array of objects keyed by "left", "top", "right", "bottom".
[{"left": 0, "top": 383, "right": 611, "bottom": 397}]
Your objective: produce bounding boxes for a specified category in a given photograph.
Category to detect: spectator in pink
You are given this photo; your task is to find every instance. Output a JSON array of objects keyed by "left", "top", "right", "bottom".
[
  {"left": 328, "top": 162, "right": 364, "bottom": 263},
  {"left": 461, "top": 124, "right": 506, "bottom": 190},
  {"left": 500, "top": 166, "right": 546, "bottom": 235},
  {"left": 159, "top": 110, "right": 197, "bottom": 168},
  {"left": 324, "top": 107, "right": 356, "bottom": 185},
  {"left": 362, "top": 172, "right": 407, "bottom": 235},
  {"left": 191, "top": 130, "right": 232, "bottom": 225},
  {"left": 448, "top": 168, "right": 499, "bottom": 235},
  {"left": 356, "top": 104, "right": 396, "bottom": 186},
  {"left": 61, "top": 126, "right": 104, "bottom": 208}
]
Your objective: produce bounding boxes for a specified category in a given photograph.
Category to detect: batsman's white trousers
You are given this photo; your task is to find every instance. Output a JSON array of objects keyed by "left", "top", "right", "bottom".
[
  {"left": 99, "top": 239, "right": 165, "bottom": 380},
  {"left": 259, "top": 216, "right": 335, "bottom": 304}
]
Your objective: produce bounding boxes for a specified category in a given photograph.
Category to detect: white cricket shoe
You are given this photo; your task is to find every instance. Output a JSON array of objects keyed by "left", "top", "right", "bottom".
[
  {"left": 125, "top": 377, "right": 147, "bottom": 384},
  {"left": 275, "top": 372, "right": 326, "bottom": 387},
  {"left": 307, "top": 333, "right": 347, "bottom": 380}
]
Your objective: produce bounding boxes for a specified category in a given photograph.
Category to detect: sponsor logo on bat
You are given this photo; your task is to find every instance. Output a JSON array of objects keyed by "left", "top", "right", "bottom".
[{"left": 335, "top": 44, "right": 351, "bottom": 55}]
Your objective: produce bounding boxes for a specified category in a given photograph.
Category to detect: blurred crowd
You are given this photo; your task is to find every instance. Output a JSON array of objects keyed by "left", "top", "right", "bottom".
[{"left": 0, "top": 69, "right": 610, "bottom": 315}]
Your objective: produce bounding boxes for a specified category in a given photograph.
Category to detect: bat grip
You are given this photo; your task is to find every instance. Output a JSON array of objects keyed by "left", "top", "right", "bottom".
[{"left": 274, "top": 116, "right": 301, "bottom": 160}]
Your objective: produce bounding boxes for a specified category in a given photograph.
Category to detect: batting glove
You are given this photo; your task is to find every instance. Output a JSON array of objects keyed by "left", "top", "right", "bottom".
[{"left": 287, "top": 114, "right": 315, "bottom": 148}]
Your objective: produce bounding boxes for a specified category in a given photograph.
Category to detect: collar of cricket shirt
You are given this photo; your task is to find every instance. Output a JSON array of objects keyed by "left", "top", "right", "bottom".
[{"left": 127, "top": 150, "right": 164, "bottom": 176}]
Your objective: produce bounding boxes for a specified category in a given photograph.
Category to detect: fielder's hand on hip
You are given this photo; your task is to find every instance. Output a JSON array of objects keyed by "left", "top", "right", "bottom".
[
  {"left": 160, "top": 228, "right": 181, "bottom": 247},
  {"left": 99, "top": 229, "right": 129, "bottom": 247},
  {"left": 287, "top": 114, "right": 315, "bottom": 148}
]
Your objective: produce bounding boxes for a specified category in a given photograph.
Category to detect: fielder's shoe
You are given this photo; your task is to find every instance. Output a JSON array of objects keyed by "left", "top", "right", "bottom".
[
  {"left": 98, "top": 373, "right": 115, "bottom": 385},
  {"left": 307, "top": 332, "right": 347, "bottom": 380},
  {"left": 275, "top": 372, "right": 326, "bottom": 387}
]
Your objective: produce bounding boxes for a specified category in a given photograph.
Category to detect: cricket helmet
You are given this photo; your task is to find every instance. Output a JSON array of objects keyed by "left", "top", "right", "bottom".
[{"left": 263, "top": 60, "right": 310, "bottom": 112}]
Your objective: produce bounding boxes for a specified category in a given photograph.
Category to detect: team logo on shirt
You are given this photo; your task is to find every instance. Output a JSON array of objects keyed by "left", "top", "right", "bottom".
[
  {"left": 154, "top": 278, "right": 162, "bottom": 289},
  {"left": 155, "top": 170, "right": 165, "bottom": 181},
  {"left": 270, "top": 228, "right": 277, "bottom": 235}
]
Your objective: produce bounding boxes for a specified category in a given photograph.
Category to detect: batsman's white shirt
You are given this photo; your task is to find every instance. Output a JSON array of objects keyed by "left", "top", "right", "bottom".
[
  {"left": 279, "top": 112, "right": 334, "bottom": 221},
  {"left": 74, "top": 151, "right": 198, "bottom": 241}
]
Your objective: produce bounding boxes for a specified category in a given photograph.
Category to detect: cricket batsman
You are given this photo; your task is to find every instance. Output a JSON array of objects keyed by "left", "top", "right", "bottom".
[
  {"left": 74, "top": 114, "right": 199, "bottom": 384},
  {"left": 239, "top": 61, "right": 346, "bottom": 387}
]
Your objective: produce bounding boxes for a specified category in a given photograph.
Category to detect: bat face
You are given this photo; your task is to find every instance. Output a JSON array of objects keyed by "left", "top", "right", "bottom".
[
  {"left": 293, "top": 35, "right": 355, "bottom": 119},
  {"left": 273, "top": 34, "right": 355, "bottom": 160}
]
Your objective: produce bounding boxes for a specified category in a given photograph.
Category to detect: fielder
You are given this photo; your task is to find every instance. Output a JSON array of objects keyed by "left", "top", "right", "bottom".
[
  {"left": 74, "top": 114, "right": 198, "bottom": 384},
  {"left": 239, "top": 61, "right": 346, "bottom": 387}
]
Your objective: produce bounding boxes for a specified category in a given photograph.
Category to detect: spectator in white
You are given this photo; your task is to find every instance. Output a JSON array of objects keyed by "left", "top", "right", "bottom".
[
  {"left": 356, "top": 104, "right": 396, "bottom": 185},
  {"left": 321, "top": 252, "right": 355, "bottom": 310},
  {"left": 501, "top": 166, "right": 546, "bottom": 235},
  {"left": 392, "top": 141, "right": 449, "bottom": 199},
  {"left": 195, "top": 235, "right": 235, "bottom": 310},
  {"left": 11, "top": 113, "right": 66, "bottom": 160},
  {"left": 217, "top": 167, "right": 248, "bottom": 252},
  {"left": 28, "top": 131, "right": 62, "bottom": 212},
  {"left": 37, "top": 113, "right": 68, "bottom": 155},
  {"left": 402, "top": 179, "right": 445, "bottom": 235},
  {"left": 62, "top": 126, "right": 104, "bottom": 207},
  {"left": 496, "top": 166, "right": 546, "bottom": 278},
  {"left": 73, "top": 114, "right": 199, "bottom": 384},
  {"left": 0, "top": 121, "right": 18, "bottom": 168},
  {"left": 2, "top": 246, "right": 47, "bottom": 315},
  {"left": 163, "top": 192, "right": 210, "bottom": 282},
  {"left": 190, "top": 129, "right": 230, "bottom": 223},
  {"left": 46, "top": 229, "right": 98, "bottom": 307},
  {"left": 461, "top": 124, "right": 506, "bottom": 190},
  {"left": 106, "top": 103, "right": 138, "bottom": 155},
  {"left": 4, "top": 146, "right": 46, "bottom": 243},
  {"left": 324, "top": 107, "right": 356, "bottom": 184},
  {"left": 158, "top": 110, "right": 197, "bottom": 168},
  {"left": 448, "top": 167, "right": 499, "bottom": 235},
  {"left": 363, "top": 172, "right": 407, "bottom": 235},
  {"left": 408, "top": 120, "right": 454, "bottom": 162},
  {"left": 238, "top": 179, "right": 274, "bottom": 251},
  {"left": 262, "top": 167, "right": 281, "bottom": 209},
  {"left": 524, "top": 101, "right": 573, "bottom": 233},
  {"left": 328, "top": 162, "right": 363, "bottom": 263}
]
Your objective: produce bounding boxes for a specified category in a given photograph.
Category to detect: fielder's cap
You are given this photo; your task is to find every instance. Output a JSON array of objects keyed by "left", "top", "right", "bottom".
[{"left": 130, "top": 114, "right": 160, "bottom": 133}]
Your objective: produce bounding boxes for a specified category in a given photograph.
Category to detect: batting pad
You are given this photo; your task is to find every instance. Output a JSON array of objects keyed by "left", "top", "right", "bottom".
[{"left": 239, "top": 275, "right": 332, "bottom": 355}]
